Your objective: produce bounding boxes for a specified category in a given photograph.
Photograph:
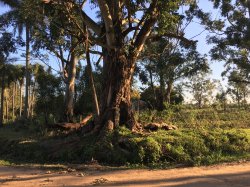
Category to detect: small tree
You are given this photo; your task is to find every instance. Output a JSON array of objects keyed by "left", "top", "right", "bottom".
[
  {"left": 227, "top": 70, "right": 249, "bottom": 108},
  {"left": 186, "top": 72, "right": 217, "bottom": 108},
  {"left": 35, "top": 64, "right": 64, "bottom": 124},
  {"left": 216, "top": 83, "right": 228, "bottom": 111}
]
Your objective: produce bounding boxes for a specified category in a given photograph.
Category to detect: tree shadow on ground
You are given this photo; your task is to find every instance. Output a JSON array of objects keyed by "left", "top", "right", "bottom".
[{"left": 0, "top": 165, "right": 249, "bottom": 187}]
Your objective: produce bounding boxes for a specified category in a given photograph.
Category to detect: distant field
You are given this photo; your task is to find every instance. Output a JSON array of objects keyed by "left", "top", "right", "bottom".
[{"left": 138, "top": 107, "right": 250, "bottom": 129}]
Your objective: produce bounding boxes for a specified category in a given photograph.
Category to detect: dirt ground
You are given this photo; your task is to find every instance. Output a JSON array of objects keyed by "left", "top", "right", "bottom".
[{"left": 0, "top": 161, "right": 250, "bottom": 187}]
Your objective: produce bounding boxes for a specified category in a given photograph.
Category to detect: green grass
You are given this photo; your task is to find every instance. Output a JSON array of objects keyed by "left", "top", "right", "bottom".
[
  {"left": 0, "top": 108, "right": 250, "bottom": 167},
  {"left": 138, "top": 107, "right": 250, "bottom": 129},
  {"left": 243, "top": 129, "right": 250, "bottom": 140},
  {"left": 0, "top": 160, "right": 12, "bottom": 166}
]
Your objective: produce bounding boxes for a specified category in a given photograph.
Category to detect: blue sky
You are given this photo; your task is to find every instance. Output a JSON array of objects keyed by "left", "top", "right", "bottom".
[{"left": 0, "top": 1, "right": 225, "bottom": 82}]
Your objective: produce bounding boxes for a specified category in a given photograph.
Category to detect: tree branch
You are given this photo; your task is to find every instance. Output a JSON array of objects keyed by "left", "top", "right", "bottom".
[
  {"left": 79, "top": 9, "right": 102, "bottom": 36},
  {"left": 89, "top": 50, "right": 103, "bottom": 56},
  {"left": 43, "top": 0, "right": 102, "bottom": 36},
  {"left": 134, "top": 0, "right": 159, "bottom": 57},
  {"left": 96, "top": 0, "right": 115, "bottom": 48},
  {"left": 149, "top": 33, "right": 196, "bottom": 46}
]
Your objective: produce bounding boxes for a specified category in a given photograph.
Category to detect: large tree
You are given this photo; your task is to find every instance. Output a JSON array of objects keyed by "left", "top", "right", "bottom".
[
  {"left": 32, "top": 25, "right": 81, "bottom": 122},
  {"left": 139, "top": 37, "right": 209, "bottom": 110},
  {"left": 39, "top": 0, "right": 197, "bottom": 131},
  {"left": 197, "top": 0, "right": 250, "bottom": 84},
  {"left": 30, "top": 1, "right": 102, "bottom": 122}
]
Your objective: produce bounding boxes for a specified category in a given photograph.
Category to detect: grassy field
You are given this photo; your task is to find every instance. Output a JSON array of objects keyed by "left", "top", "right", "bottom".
[
  {"left": 0, "top": 107, "right": 249, "bottom": 167},
  {"left": 137, "top": 107, "right": 250, "bottom": 129}
]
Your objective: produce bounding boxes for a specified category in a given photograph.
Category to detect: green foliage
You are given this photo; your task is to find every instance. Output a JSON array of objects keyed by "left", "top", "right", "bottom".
[
  {"left": 78, "top": 126, "right": 250, "bottom": 166},
  {"left": 140, "top": 87, "right": 184, "bottom": 110},
  {"left": 35, "top": 65, "right": 64, "bottom": 122},
  {"left": 185, "top": 72, "right": 217, "bottom": 108},
  {"left": 140, "top": 137, "right": 161, "bottom": 163},
  {"left": 203, "top": 0, "right": 250, "bottom": 83},
  {"left": 0, "top": 118, "right": 250, "bottom": 167},
  {"left": 1, "top": 0, "right": 250, "bottom": 169},
  {"left": 74, "top": 65, "right": 102, "bottom": 115},
  {"left": 227, "top": 70, "right": 249, "bottom": 107}
]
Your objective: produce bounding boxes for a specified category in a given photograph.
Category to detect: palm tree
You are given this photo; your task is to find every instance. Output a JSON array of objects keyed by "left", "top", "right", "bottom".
[{"left": 0, "top": 0, "right": 31, "bottom": 119}]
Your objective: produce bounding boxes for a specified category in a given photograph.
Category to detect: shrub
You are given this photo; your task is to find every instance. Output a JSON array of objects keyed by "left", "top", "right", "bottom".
[{"left": 140, "top": 137, "right": 162, "bottom": 163}]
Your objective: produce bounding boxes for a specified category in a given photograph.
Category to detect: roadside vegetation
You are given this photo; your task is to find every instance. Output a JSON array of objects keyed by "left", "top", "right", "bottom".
[
  {"left": 0, "top": 0, "right": 250, "bottom": 169},
  {"left": 0, "top": 106, "right": 249, "bottom": 167}
]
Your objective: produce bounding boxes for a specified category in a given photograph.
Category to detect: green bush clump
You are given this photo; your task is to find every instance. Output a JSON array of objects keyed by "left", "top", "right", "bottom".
[
  {"left": 224, "top": 130, "right": 250, "bottom": 153},
  {"left": 140, "top": 137, "right": 162, "bottom": 163},
  {"left": 100, "top": 128, "right": 250, "bottom": 166},
  {"left": 202, "top": 129, "right": 250, "bottom": 154},
  {"left": 160, "top": 130, "right": 209, "bottom": 165},
  {"left": 0, "top": 118, "right": 249, "bottom": 167}
]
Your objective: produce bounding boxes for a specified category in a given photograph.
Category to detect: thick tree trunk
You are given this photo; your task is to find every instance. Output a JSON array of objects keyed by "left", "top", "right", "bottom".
[
  {"left": 64, "top": 53, "right": 78, "bottom": 122},
  {"left": 166, "top": 81, "right": 173, "bottom": 104},
  {"left": 96, "top": 50, "right": 138, "bottom": 131},
  {"left": 24, "top": 25, "right": 30, "bottom": 119},
  {"left": 0, "top": 73, "right": 5, "bottom": 126}
]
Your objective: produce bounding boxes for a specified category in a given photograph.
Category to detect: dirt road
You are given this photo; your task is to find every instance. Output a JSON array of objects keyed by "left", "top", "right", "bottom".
[{"left": 0, "top": 162, "right": 250, "bottom": 187}]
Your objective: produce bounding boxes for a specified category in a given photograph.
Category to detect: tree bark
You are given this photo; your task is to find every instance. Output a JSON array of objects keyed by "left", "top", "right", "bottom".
[
  {"left": 30, "top": 82, "right": 35, "bottom": 117},
  {"left": 166, "top": 81, "right": 173, "bottom": 104},
  {"left": 237, "top": 87, "right": 240, "bottom": 108},
  {"left": 19, "top": 82, "right": 23, "bottom": 117},
  {"left": 12, "top": 82, "right": 15, "bottom": 120},
  {"left": 24, "top": 24, "right": 31, "bottom": 119},
  {"left": 5, "top": 93, "right": 8, "bottom": 121},
  {"left": 0, "top": 72, "right": 5, "bottom": 126},
  {"left": 158, "top": 72, "right": 165, "bottom": 111},
  {"left": 149, "top": 68, "right": 156, "bottom": 108},
  {"left": 96, "top": 50, "right": 138, "bottom": 131},
  {"left": 198, "top": 97, "right": 202, "bottom": 109},
  {"left": 64, "top": 52, "right": 78, "bottom": 122}
]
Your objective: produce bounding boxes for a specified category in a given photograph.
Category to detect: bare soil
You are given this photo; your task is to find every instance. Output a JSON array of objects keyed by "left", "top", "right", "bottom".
[{"left": 0, "top": 161, "right": 250, "bottom": 187}]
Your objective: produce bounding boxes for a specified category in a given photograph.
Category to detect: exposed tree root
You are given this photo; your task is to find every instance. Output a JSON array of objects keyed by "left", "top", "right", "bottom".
[{"left": 53, "top": 114, "right": 93, "bottom": 131}]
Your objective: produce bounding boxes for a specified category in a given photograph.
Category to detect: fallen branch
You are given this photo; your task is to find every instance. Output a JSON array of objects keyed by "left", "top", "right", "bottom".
[{"left": 54, "top": 114, "right": 93, "bottom": 131}]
